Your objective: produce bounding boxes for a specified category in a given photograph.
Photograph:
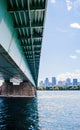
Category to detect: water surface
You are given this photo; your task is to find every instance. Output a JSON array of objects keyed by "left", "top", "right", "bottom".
[
  {"left": 38, "top": 91, "right": 80, "bottom": 130},
  {"left": 0, "top": 91, "right": 80, "bottom": 130},
  {"left": 0, "top": 97, "right": 39, "bottom": 130}
]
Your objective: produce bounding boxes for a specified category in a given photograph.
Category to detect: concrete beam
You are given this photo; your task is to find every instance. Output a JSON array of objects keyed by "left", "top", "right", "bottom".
[{"left": 0, "top": 81, "right": 36, "bottom": 97}]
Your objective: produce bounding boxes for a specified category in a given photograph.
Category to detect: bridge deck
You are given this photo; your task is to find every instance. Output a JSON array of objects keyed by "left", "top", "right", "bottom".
[
  {"left": 0, "top": 0, "right": 47, "bottom": 86},
  {"left": 7, "top": 0, "right": 47, "bottom": 85}
]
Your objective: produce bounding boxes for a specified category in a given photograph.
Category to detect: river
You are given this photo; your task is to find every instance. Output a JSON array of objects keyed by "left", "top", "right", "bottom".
[{"left": 0, "top": 91, "right": 80, "bottom": 130}]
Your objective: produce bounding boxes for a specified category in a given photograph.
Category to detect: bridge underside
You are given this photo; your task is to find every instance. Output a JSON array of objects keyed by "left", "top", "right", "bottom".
[
  {"left": 0, "top": 0, "right": 47, "bottom": 97},
  {"left": 0, "top": 45, "right": 36, "bottom": 97},
  {"left": 7, "top": 0, "right": 47, "bottom": 86},
  {"left": 0, "top": 45, "right": 27, "bottom": 81}
]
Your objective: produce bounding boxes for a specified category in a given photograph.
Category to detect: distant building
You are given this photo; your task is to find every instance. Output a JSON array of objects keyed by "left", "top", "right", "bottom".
[
  {"left": 73, "top": 79, "right": 78, "bottom": 86},
  {"left": 52, "top": 77, "right": 56, "bottom": 86},
  {"left": 66, "top": 78, "right": 71, "bottom": 86},
  {"left": 39, "top": 77, "right": 79, "bottom": 87},
  {"left": 58, "top": 81, "right": 63, "bottom": 86},
  {"left": 78, "top": 82, "right": 80, "bottom": 85},
  {"left": 39, "top": 80, "right": 44, "bottom": 86},
  {"left": 62, "top": 81, "right": 66, "bottom": 86},
  {"left": 49, "top": 82, "right": 52, "bottom": 86},
  {"left": 44, "top": 77, "right": 49, "bottom": 86}
]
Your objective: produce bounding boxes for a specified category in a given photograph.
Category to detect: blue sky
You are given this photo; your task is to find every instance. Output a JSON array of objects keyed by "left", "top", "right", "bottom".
[{"left": 38, "top": 0, "right": 80, "bottom": 83}]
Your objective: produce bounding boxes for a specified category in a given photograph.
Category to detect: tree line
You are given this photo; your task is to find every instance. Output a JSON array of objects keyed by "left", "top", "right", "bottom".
[{"left": 37, "top": 85, "right": 80, "bottom": 90}]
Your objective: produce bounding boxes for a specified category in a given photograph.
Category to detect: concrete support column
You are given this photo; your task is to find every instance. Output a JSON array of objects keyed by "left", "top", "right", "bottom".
[
  {"left": 19, "top": 82, "right": 36, "bottom": 97},
  {"left": 1, "top": 81, "right": 36, "bottom": 97},
  {"left": 1, "top": 80, "right": 13, "bottom": 96}
]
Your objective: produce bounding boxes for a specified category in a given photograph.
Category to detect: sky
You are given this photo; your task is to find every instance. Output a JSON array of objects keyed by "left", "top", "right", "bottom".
[{"left": 38, "top": 0, "right": 80, "bottom": 83}]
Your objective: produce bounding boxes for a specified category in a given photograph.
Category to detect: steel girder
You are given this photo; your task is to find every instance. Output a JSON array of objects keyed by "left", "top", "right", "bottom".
[{"left": 7, "top": 0, "right": 47, "bottom": 85}]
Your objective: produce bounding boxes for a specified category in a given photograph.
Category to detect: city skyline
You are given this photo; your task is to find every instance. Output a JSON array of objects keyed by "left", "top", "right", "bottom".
[
  {"left": 38, "top": 0, "right": 80, "bottom": 84},
  {"left": 38, "top": 70, "right": 80, "bottom": 84},
  {"left": 39, "top": 76, "right": 79, "bottom": 86}
]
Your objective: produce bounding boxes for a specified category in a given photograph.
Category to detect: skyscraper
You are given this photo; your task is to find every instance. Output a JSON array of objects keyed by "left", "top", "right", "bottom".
[
  {"left": 66, "top": 78, "right": 71, "bottom": 86},
  {"left": 73, "top": 79, "right": 78, "bottom": 86},
  {"left": 44, "top": 77, "right": 49, "bottom": 86},
  {"left": 52, "top": 77, "right": 56, "bottom": 86}
]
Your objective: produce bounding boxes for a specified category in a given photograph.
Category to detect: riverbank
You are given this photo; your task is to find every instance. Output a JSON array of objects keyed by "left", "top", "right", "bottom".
[{"left": 37, "top": 85, "right": 80, "bottom": 90}]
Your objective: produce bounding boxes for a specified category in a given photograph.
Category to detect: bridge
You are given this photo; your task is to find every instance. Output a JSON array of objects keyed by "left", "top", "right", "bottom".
[{"left": 0, "top": 0, "right": 47, "bottom": 97}]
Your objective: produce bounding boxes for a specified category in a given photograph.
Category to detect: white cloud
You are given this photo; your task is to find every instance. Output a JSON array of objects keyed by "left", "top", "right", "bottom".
[
  {"left": 75, "top": 49, "right": 80, "bottom": 53},
  {"left": 57, "top": 70, "right": 80, "bottom": 81},
  {"left": 69, "top": 55, "right": 77, "bottom": 59},
  {"left": 50, "top": 0, "right": 56, "bottom": 4},
  {"left": 66, "top": 0, "right": 72, "bottom": 11},
  {"left": 66, "top": 0, "right": 80, "bottom": 12},
  {"left": 70, "top": 23, "right": 80, "bottom": 29}
]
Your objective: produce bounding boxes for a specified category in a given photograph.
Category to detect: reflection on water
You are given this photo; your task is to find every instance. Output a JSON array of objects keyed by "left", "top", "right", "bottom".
[
  {"left": 0, "top": 97, "right": 39, "bottom": 130},
  {"left": 1, "top": 91, "right": 80, "bottom": 130}
]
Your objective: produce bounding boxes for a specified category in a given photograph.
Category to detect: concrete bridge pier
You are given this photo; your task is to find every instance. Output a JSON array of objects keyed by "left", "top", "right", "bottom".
[{"left": 1, "top": 81, "right": 36, "bottom": 97}]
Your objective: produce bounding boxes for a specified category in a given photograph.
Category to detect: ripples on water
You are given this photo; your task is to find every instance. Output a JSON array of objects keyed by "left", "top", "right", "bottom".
[
  {"left": 0, "top": 91, "right": 80, "bottom": 130},
  {"left": 38, "top": 91, "right": 80, "bottom": 130},
  {"left": 0, "top": 97, "right": 39, "bottom": 130}
]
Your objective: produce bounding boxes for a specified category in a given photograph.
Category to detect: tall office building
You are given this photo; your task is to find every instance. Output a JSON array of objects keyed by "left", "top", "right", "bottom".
[
  {"left": 73, "top": 78, "right": 78, "bottom": 86},
  {"left": 44, "top": 77, "right": 49, "bottom": 86},
  {"left": 66, "top": 78, "right": 71, "bottom": 86},
  {"left": 52, "top": 77, "right": 56, "bottom": 86}
]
